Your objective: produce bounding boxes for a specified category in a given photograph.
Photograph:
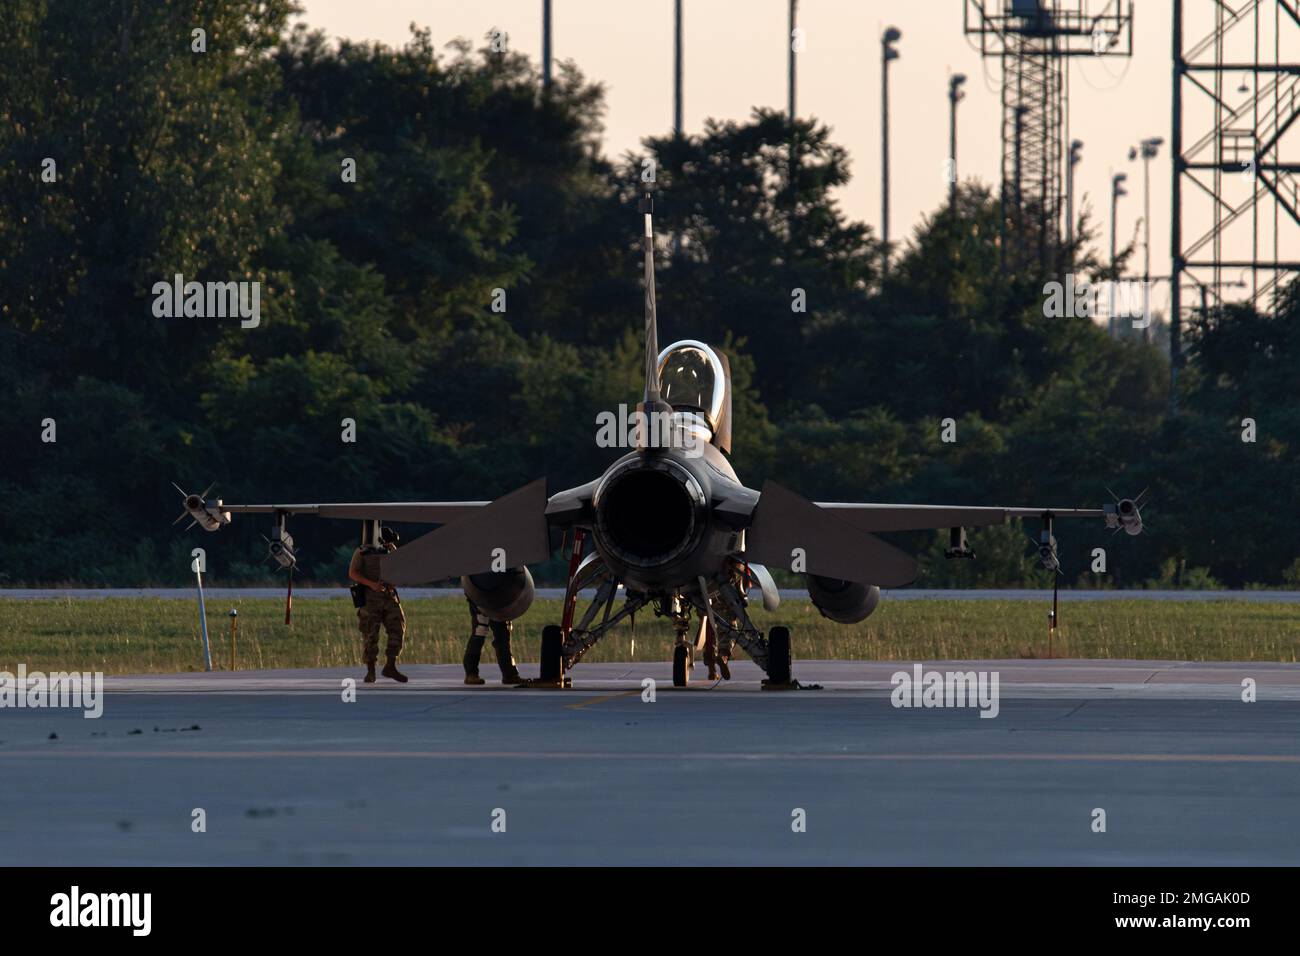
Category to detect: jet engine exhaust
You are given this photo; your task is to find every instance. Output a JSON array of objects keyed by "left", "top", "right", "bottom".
[{"left": 593, "top": 461, "right": 705, "bottom": 570}]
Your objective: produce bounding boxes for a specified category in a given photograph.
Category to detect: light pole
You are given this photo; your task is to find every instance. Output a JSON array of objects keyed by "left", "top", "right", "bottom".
[
  {"left": 788, "top": 0, "right": 798, "bottom": 121},
  {"left": 1067, "top": 139, "right": 1083, "bottom": 249},
  {"left": 1110, "top": 172, "right": 1127, "bottom": 338},
  {"left": 1129, "top": 137, "right": 1163, "bottom": 341},
  {"left": 674, "top": 0, "right": 683, "bottom": 136},
  {"left": 1110, "top": 173, "right": 1128, "bottom": 270},
  {"left": 788, "top": 0, "right": 799, "bottom": 218},
  {"left": 881, "top": 26, "right": 901, "bottom": 265},
  {"left": 542, "top": 0, "right": 552, "bottom": 89},
  {"left": 948, "top": 73, "right": 966, "bottom": 207}
]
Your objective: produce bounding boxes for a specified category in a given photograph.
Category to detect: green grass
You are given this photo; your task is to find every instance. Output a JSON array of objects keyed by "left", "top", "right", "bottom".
[{"left": 1, "top": 596, "right": 1299, "bottom": 674}]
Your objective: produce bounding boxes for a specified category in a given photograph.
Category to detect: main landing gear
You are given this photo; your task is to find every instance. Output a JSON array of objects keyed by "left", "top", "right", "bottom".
[
  {"left": 528, "top": 535, "right": 810, "bottom": 689},
  {"left": 670, "top": 625, "right": 789, "bottom": 687},
  {"left": 764, "top": 626, "right": 792, "bottom": 687},
  {"left": 538, "top": 624, "right": 570, "bottom": 687}
]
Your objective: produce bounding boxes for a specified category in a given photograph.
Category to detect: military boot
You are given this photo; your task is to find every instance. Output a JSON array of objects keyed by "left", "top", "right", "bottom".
[
  {"left": 463, "top": 634, "right": 485, "bottom": 681},
  {"left": 491, "top": 624, "right": 522, "bottom": 685},
  {"left": 364, "top": 661, "right": 376, "bottom": 684},
  {"left": 381, "top": 654, "right": 408, "bottom": 683}
]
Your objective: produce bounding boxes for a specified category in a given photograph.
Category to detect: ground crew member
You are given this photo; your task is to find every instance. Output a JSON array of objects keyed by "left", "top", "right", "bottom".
[
  {"left": 463, "top": 600, "right": 522, "bottom": 685},
  {"left": 348, "top": 526, "right": 407, "bottom": 683}
]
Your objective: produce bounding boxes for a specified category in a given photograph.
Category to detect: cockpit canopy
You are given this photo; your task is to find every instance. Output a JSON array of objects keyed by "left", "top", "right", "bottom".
[{"left": 656, "top": 340, "right": 731, "bottom": 451}]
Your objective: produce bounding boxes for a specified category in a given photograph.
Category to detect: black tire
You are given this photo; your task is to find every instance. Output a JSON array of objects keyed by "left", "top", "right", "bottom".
[
  {"left": 672, "top": 644, "right": 690, "bottom": 687},
  {"left": 540, "top": 625, "right": 564, "bottom": 682},
  {"left": 767, "top": 626, "right": 792, "bottom": 685}
]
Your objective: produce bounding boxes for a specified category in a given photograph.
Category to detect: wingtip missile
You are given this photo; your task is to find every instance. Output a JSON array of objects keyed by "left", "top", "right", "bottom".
[
  {"left": 174, "top": 481, "right": 231, "bottom": 532},
  {"left": 1104, "top": 495, "right": 1144, "bottom": 536}
]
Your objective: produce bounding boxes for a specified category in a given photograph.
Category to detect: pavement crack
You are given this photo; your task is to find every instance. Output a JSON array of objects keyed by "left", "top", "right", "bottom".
[
  {"left": 401, "top": 696, "right": 477, "bottom": 717},
  {"left": 1058, "top": 701, "right": 1089, "bottom": 720}
]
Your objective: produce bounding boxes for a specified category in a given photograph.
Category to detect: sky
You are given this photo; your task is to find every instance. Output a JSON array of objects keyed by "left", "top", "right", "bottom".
[{"left": 297, "top": 1, "right": 1299, "bottom": 312}]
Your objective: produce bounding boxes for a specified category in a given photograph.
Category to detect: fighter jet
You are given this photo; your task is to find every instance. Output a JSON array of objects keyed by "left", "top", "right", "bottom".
[{"left": 179, "top": 193, "right": 1143, "bottom": 687}]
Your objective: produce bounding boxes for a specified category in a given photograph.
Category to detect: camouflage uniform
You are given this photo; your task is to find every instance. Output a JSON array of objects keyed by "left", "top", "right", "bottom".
[
  {"left": 463, "top": 600, "right": 520, "bottom": 680},
  {"left": 350, "top": 546, "right": 405, "bottom": 664}
]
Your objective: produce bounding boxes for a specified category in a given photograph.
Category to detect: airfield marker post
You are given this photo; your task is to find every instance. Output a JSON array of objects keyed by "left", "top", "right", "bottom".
[
  {"left": 1048, "top": 575, "right": 1059, "bottom": 659},
  {"left": 229, "top": 608, "right": 239, "bottom": 671},
  {"left": 195, "top": 567, "right": 212, "bottom": 672},
  {"left": 284, "top": 568, "right": 293, "bottom": 626}
]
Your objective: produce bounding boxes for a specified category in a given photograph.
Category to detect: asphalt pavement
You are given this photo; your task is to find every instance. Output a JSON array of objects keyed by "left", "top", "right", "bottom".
[{"left": 2, "top": 660, "right": 1297, "bottom": 865}]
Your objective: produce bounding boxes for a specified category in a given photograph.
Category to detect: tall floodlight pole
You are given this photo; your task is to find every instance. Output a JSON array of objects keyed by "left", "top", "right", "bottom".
[
  {"left": 788, "top": 0, "right": 798, "bottom": 121},
  {"left": 674, "top": 0, "right": 683, "bottom": 136},
  {"left": 1130, "top": 137, "right": 1163, "bottom": 341},
  {"left": 1067, "top": 139, "right": 1083, "bottom": 248},
  {"left": 948, "top": 73, "right": 966, "bottom": 207},
  {"left": 1110, "top": 172, "right": 1127, "bottom": 338},
  {"left": 787, "top": 0, "right": 800, "bottom": 223},
  {"left": 671, "top": 0, "right": 684, "bottom": 259},
  {"left": 1110, "top": 173, "right": 1127, "bottom": 269},
  {"left": 542, "top": 0, "right": 552, "bottom": 89},
  {"left": 881, "top": 27, "right": 901, "bottom": 266}
]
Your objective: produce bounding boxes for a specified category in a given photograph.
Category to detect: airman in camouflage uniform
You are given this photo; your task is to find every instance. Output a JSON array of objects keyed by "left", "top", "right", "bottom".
[
  {"left": 463, "top": 600, "right": 522, "bottom": 686},
  {"left": 348, "top": 527, "right": 407, "bottom": 683}
]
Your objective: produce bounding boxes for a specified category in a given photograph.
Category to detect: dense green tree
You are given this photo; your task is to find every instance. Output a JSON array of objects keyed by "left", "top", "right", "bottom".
[
  {"left": 0, "top": 0, "right": 298, "bottom": 393},
  {"left": 2, "top": 6, "right": 1295, "bottom": 588}
]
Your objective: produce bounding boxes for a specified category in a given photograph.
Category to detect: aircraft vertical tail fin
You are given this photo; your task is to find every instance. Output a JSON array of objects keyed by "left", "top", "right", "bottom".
[{"left": 639, "top": 192, "right": 662, "bottom": 407}]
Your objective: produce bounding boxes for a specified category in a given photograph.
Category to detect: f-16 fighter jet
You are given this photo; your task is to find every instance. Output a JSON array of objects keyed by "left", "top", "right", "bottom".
[{"left": 179, "top": 194, "right": 1143, "bottom": 688}]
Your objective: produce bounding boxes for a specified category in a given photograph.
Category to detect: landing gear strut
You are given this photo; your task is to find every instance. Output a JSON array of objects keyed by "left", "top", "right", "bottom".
[{"left": 669, "top": 596, "right": 700, "bottom": 687}]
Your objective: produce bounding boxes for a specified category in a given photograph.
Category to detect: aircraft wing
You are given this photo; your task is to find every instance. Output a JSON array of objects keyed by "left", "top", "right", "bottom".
[
  {"left": 381, "top": 479, "right": 552, "bottom": 585},
  {"left": 744, "top": 482, "right": 920, "bottom": 587},
  {"left": 177, "top": 479, "right": 554, "bottom": 585},
  {"left": 220, "top": 501, "right": 490, "bottom": 524},
  {"left": 814, "top": 503, "right": 1106, "bottom": 533},
  {"left": 742, "top": 482, "right": 1141, "bottom": 589}
]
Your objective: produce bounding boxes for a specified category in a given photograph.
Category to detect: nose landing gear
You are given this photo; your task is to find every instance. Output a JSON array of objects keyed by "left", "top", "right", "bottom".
[
  {"left": 670, "top": 604, "right": 704, "bottom": 687},
  {"left": 672, "top": 643, "right": 692, "bottom": 687}
]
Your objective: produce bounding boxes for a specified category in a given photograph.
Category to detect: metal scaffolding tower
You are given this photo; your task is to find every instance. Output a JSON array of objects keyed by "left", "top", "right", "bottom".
[
  {"left": 965, "top": 1, "right": 1133, "bottom": 273},
  {"left": 1172, "top": 0, "right": 1300, "bottom": 405}
]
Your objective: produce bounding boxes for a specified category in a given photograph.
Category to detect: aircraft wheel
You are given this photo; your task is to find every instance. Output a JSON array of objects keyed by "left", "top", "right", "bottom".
[
  {"left": 672, "top": 644, "right": 690, "bottom": 687},
  {"left": 767, "top": 626, "right": 792, "bottom": 685},
  {"left": 540, "top": 625, "right": 564, "bottom": 683}
]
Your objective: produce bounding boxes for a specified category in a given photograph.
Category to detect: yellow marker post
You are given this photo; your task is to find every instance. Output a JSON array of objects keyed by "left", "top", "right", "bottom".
[{"left": 228, "top": 608, "right": 239, "bottom": 671}]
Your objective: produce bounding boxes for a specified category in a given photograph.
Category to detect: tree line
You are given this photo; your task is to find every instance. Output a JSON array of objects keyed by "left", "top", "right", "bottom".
[{"left": 2, "top": 1, "right": 1296, "bottom": 588}]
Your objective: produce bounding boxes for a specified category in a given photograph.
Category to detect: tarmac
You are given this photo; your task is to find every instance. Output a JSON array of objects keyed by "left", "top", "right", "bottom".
[
  {"left": 2, "top": 659, "right": 1299, "bottom": 865},
  {"left": 6, "top": 587, "right": 1300, "bottom": 601}
]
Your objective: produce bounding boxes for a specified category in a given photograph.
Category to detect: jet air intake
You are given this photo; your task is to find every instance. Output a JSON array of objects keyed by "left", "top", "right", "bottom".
[{"left": 593, "top": 458, "right": 707, "bottom": 571}]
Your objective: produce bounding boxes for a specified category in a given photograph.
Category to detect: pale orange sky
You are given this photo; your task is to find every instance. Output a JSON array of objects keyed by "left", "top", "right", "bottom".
[{"left": 298, "top": 1, "right": 1299, "bottom": 310}]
